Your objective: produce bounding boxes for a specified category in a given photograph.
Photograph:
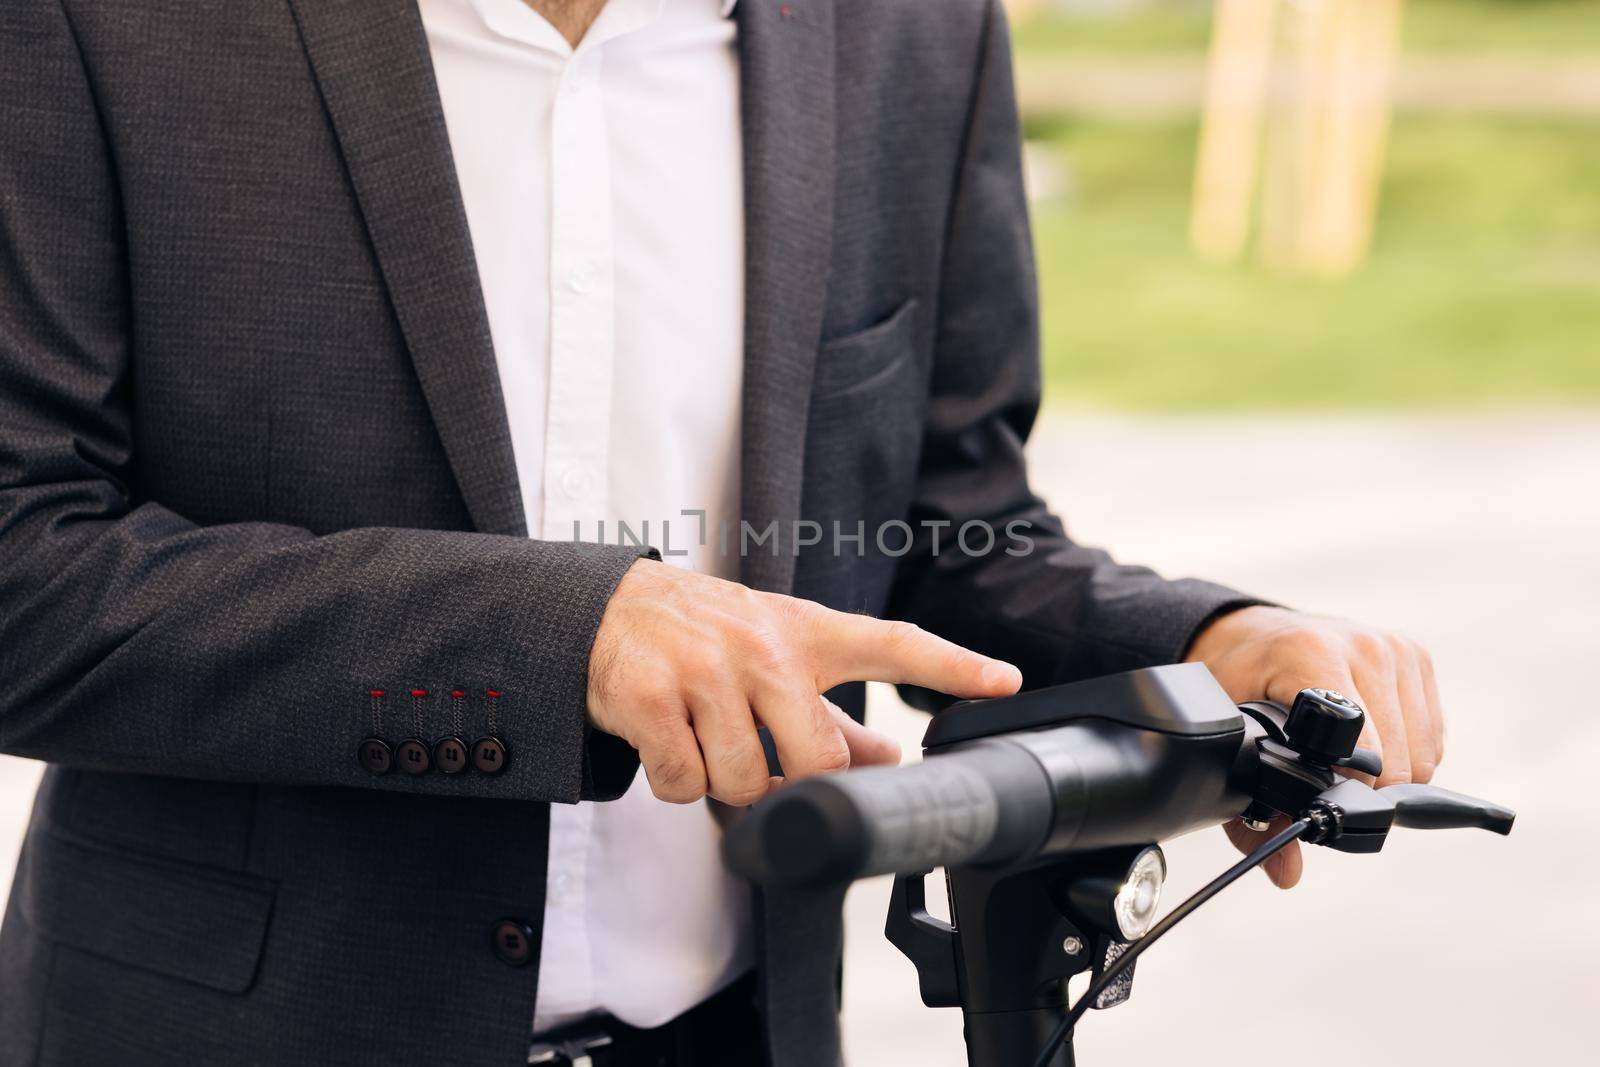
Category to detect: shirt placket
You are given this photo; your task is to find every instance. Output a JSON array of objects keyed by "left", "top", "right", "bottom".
[
  {"left": 539, "top": 41, "right": 613, "bottom": 1017},
  {"left": 541, "top": 45, "right": 613, "bottom": 547}
]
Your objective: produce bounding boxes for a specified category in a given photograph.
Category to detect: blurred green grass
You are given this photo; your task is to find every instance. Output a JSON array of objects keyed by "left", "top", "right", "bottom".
[
  {"left": 1016, "top": 1, "right": 1600, "bottom": 409},
  {"left": 1013, "top": 0, "right": 1600, "bottom": 56},
  {"left": 1031, "top": 116, "right": 1600, "bottom": 408}
]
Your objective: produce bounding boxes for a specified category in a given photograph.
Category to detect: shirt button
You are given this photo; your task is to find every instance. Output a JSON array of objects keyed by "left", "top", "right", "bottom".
[
  {"left": 568, "top": 260, "right": 597, "bottom": 294},
  {"left": 564, "top": 63, "right": 591, "bottom": 95},
  {"left": 559, "top": 465, "right": 592, "bottom": 499},
  {"left": 491, "top": 919, "right": 535, "bottom": 967}
]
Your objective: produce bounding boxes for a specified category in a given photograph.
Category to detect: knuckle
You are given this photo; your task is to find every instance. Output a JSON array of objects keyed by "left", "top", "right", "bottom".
[
  {"left": 812, "top": 748, "right": 851, "bottom": 776},
  {"left": 649, "top": 781, "right": 703, "bottom": 805},
  {"left": 652, "top": 748, "right": 696, "bottom": 783},
  {"left": 809, "top": 733, "right": 851, "bottom": 776},
  {"left": 710, "top": 741, "right": 772, "bottom": 798},
  {"left": 1280, "top": 627, "right": 1338, "bottom": 662},
  {"left": 717, "top": 779, "right": 772, "bottom": 808},
  {"left": 678, "top": 645, "right": 728, "bottom": 683},
  {"left": 636, "top": 686, "right": 684, "bottom": 727},
  {"left": 1386, "top": 632, "right": 1415, "bottom": 658},
  {"left": 761, "top": 590, "right": 811, "bottom": 625},
  {"left": 1350, "top": 629, "right": 1392, "bottom": 663},
  {"left": 1382, "top": 764, "right": 1413, "bottom": 786},
  {"left": 731, "top": 618, "right": 789, "bottom": 668},
  {"left": 881, "top": 620, "right": 925, "bottom": 654},
  {"left": 1412, "top": 758, "right": 1438, "bottom": 784},
  {"left": 647, "top": 750, "right": 705, "bottom": 803}
]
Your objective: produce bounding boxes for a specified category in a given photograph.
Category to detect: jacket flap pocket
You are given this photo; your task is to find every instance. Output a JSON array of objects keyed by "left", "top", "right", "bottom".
[
  {"left": 814, "top": 298, "right": 919, "bottom": 399},
  {"left": 18, "top": 831, "right": 275, "bottom": 994}
]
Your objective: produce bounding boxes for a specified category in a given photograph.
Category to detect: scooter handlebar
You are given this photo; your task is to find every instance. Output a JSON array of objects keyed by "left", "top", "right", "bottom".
[
  {"left": 723, "top": 665, "right": 1519, "bottom": 888},
  {"left": 724, "top": 710, "right": 1256, "bottom": 887},
  {"left": 722, "top": 738, "right": 1056, "bottom": 887}
]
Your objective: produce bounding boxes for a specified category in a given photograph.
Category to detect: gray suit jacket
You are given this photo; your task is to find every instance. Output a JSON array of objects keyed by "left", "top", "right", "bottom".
[{"left": 0, "top": 0, "right": 1253, "bottom": 1063}]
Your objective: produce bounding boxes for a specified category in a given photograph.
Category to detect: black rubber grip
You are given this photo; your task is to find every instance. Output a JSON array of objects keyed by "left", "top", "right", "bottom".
[{"left": 723, "top": 740, "right": 1054, "bottom": 886}]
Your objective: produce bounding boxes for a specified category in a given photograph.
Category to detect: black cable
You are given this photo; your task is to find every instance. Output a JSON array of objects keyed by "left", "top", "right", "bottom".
[{"left": 1029, "top": 817, "right": 1313, "bottom": 1067}]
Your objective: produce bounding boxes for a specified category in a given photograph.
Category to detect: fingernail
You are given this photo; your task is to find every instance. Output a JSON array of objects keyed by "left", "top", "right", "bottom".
[{"left": 982, "top": 662, "right": 1023, "bottom": 690}]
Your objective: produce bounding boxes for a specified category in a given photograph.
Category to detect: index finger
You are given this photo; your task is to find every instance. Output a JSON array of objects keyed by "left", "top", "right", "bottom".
[{"left": 807, "top": 611, "right": 1022, "bottom": 697}]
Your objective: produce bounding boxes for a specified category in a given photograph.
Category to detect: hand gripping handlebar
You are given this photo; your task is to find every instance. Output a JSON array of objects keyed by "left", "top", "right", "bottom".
[{"left": 724, "top": 663, "right": 1256, "bottom": 887}]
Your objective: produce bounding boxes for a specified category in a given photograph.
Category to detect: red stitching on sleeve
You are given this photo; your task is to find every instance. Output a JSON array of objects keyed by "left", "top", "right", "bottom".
[{"left": 409, "top": 688, "right": 426, "bottom": 736}]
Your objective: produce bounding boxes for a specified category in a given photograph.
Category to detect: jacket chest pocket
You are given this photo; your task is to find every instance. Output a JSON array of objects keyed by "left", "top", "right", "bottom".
[
  {"left": 801, "top": 299, "right": 928, "bottom": 609},
  {"left": 812, "top": 298, "right": 920, "bottom": 402},
  {"left": 809, "top": 297, "right": 926, "bottom": 484}
]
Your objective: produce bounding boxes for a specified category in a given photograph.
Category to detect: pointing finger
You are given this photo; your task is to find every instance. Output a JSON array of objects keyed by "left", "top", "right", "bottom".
[{"left": 809, "top": 612, "right": 1021, "bottom": 697}]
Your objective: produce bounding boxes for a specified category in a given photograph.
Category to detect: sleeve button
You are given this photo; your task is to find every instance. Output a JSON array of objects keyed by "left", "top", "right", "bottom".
[
  {"left": 433, "top": 736, "right": 469, "bottom": 775},
  {"left": 358, "top": 737, "right": 392, "bottom": 775},
  {"left": 471, "top": 737, "right": 508, "bottom": 775},
  {"left": 395, "top": 738, "right": 431, "bottom": 775}
]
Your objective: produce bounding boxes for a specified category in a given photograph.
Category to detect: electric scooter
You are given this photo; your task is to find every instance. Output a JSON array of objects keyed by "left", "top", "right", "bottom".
[{"left": 723, "top": 663, "right": 1515, "bottom": 1067}]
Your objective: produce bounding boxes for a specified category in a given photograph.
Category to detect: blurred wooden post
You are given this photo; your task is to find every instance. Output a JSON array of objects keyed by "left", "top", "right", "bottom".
[
  {"left": 1002, "top": 0, "right": 1047, "bottom": 22},
  {"left": 1193, "top": 0, "right": 1403, "bottom": 278},
  {"left": 1258, "top": 0, "right": 1330, "bottom": 270},
  {"left": 1299, "top": 0, "right": 1403, "bottom": 276},
  {"left": 1191, "top": 0, "right": 1280, "bottom": 263}
]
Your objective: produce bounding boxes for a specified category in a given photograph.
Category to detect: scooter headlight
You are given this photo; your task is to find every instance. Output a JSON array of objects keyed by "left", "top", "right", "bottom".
[{"left": 1112, "top": 846, "right": 1166, "bottom": 940}]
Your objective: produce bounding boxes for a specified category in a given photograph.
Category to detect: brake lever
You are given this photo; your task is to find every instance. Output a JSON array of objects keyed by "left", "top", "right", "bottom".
[
  {"left": 1301, "top": 778, "right": 1517, "bottom": 853},
  {"left": 1382, "top": 783, "right": 1516, "bottom": 835}
]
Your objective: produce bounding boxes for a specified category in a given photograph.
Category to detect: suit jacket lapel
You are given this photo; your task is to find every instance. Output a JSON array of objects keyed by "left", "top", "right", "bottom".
[
  {"left": 286, "top": 0, "right": 528, "bottom": 537},
  {"left": 736, "top": 0, "right": 837, "bottom": 595},
  {"left": 736, "top": 7, "right": 845, "bottom": 1065}
]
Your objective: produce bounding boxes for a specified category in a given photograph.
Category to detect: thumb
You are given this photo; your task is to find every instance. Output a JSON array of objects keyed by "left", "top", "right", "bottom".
[
  {"left": 1224, "top": 817, "right": 1304, "bottom": 889},
  {"left": 824, "top": 699, "right": 902, "bottom": 768}
]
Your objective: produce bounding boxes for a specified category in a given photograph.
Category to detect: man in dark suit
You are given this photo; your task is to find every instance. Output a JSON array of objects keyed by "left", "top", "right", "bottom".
[{"left": 0, "top": 0, "right": 1444, "bottom": 1063}]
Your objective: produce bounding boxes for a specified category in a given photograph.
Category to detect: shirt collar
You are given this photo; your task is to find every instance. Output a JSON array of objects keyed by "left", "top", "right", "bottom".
[
  {"left": 469, "top": 0, "right": 709, "bottom": 55},
  {"left": 721, "top": 0, "right": 739, "bottom": 15}
]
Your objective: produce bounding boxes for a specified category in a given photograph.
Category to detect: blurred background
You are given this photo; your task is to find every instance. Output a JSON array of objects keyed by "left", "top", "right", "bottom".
[
  {"left": 838, "top": 1, "right": 1598, "bottom": 1064},
  {"left": 2, "top": 0, "right": 1595, "bottom": 1063}
]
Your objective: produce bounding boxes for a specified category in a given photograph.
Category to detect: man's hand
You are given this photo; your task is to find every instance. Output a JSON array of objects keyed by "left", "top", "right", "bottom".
[
  {"left": 1186, "top": 605, "right": 1446, "bottom": 889},
  {"left": 588, "top": 559, "right": 1024, "bottom": 806}
]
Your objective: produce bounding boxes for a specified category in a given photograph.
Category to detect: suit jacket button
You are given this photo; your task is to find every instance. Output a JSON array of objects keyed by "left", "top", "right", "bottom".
[
  {"left": 433, "top": 736, "right": 469, "bottom": 775},
  {"left": 358, "top": 737, "right": 392, "bottom": 775},
  {"left": 491, "top": 919, "right": 535, "bottom": 966},
  {"left": 471, "top": 737, "right": 508, "bottom": 775},
  {"left": 395, "top": 738, "right": 431, "bottom": 775}
]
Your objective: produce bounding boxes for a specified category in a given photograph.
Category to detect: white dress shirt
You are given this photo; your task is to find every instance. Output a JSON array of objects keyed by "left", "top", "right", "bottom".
[{"left": 419, "top": 0, "right": 752, "bottom": 1033}]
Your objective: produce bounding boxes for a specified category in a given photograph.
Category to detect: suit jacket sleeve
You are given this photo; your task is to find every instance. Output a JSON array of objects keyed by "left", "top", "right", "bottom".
[
  {"left": 0, "top": 0, "right": 642, "bottom": 803},
  {"left": 888, "top": 0, "right": 1264, "bottom": 699}
]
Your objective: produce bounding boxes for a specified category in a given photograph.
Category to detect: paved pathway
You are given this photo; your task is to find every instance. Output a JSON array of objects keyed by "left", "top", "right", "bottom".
[
  {"left": 843, "top": 411, "right": 1599, "bottom": 1065},
  {"left": 3, "top": 412, "right": 1595, "bottom": 1064}
]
